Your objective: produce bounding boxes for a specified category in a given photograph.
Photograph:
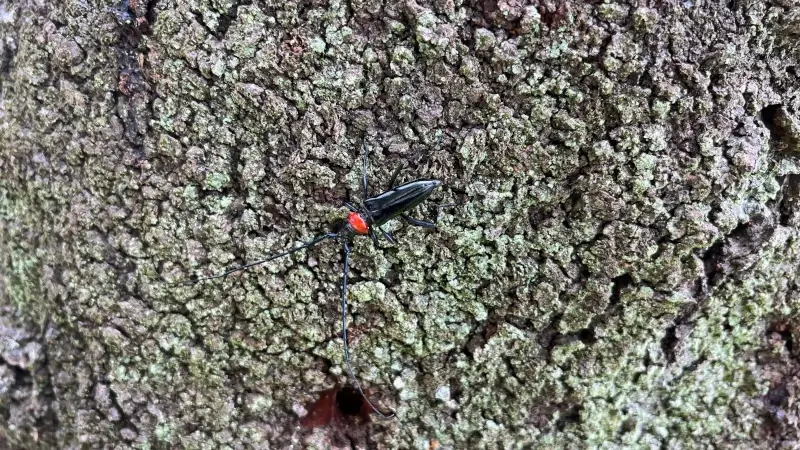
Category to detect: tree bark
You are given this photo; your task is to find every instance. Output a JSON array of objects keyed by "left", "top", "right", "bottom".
[{"left": 1, "top": 0, "right": 799, "bottom": 448}]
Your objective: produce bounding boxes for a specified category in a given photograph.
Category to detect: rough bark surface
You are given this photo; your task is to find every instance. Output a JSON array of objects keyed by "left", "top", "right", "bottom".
[{"left": 1, "top": 0, "right": 800, "bottom": 448}]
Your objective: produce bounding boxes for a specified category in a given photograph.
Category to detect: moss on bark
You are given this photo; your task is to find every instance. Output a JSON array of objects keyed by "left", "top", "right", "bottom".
[{"left": 1, "top": 0, "right": 800, "bottom": 448}]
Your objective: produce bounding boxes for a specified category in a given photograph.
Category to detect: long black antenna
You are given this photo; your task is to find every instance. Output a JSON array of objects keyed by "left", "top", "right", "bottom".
[
  {"left": 362, "top": 141, "right": 370, "bottom": 198},
  {"left": 165, "top": 233, "right": 339, "bottom": 286},
  {"left": 341, "top": 240, "right": 395, "bottom": 419}
]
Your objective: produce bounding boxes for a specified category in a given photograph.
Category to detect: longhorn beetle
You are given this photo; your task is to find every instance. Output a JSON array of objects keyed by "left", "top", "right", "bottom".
[{"left": 167, "top": 140, "right": 451, "bottom": 420}]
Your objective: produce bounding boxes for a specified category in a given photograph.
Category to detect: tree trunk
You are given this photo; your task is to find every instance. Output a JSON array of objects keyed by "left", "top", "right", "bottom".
[{"left": 2, "top": 0, "right": 799, "bottom": 448}]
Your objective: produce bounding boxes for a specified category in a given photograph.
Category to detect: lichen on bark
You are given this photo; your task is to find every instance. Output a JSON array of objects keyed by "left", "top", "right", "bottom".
[{"left": 1, "top": 0, "right": 800, "bottom": 448}]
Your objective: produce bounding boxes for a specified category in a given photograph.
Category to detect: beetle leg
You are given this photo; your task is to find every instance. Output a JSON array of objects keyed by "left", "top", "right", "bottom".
[
  {"left": 402, "top": 203, "right": 457, "bottom": 229},
  {"left": 343, "top": 201, "right": 360, "bottom": 212},
  {"left": 402, "top": 214, "right": 436, "bottom": 228},
  {"left": 369, "top": 228, "right": 380, "bottom": 248},
  {"left": 387, "top": 163, "right": 404, "bottom": 189},
  {"left": 378, "top": 226, "right": 395, "bottom": 243}
]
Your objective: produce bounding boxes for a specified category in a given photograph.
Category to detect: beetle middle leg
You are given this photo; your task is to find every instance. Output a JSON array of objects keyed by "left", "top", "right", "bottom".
[
  {"left": 377, "top": 227, "right": 394, "bottom": 243},
  {"left": 368, "top": 228, "right": 380, "bottom": 247}
]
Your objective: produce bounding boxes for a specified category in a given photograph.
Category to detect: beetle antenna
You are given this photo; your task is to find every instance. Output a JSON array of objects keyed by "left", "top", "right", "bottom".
[
  {"left": 165, "top": 232, "right": 339, "bottom": 286},
  {"left": 341, "top": 240, "right": 395, "bottom": 419}
]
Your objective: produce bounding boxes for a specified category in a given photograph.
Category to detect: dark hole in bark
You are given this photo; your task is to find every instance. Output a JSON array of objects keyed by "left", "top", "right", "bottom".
[
  {"left": 702, "top": 240, "right": 725, "bottom": 287},
  {"left": 335, "top": 386, "right": 366, "bottom": 416},
  {"left": 661, "top": 325, "right": 678, "bottom": 363},
  {"left": 610, "top": 273, "right": 633, "bottom": 306},
  {"left": 577, "top": 328, "right": 596, "bottom": 344},
  {"left": 555, "top": 405, "right": 581, "bottom": 431},
  {"left": 761, "top": 104, "right": 783, "bottom": 137}
]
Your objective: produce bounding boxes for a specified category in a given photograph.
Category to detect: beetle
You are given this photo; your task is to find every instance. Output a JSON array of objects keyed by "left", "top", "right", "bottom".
[{"left": 167, "top": 140, "right": 451, "bottom": 419}]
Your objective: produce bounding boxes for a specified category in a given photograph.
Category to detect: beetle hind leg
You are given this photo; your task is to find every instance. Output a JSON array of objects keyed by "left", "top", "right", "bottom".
[
  {"left": 403, "top": 203, "right": 458, "bottom": 229},
  {"left": 402, "top": 214, "right": 436, "bottom": 228}
]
